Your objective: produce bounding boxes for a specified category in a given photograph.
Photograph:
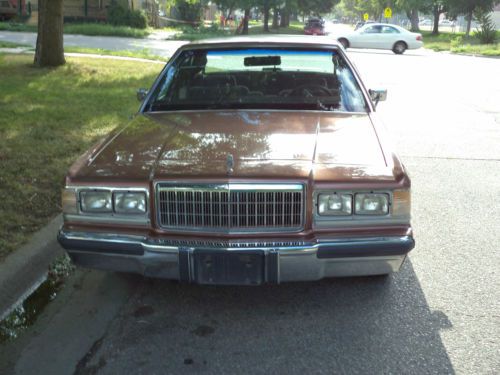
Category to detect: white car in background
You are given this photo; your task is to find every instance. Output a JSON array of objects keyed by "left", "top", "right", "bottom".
[{"left": 336, "top": 23, "right": 423, "bottom": 54}]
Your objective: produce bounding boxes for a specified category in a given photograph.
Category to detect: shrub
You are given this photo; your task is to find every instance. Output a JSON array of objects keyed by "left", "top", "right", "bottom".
[
  {"left": 128, "top": 10, "right": 148, "bottom": 29},
  {"left": 107, "top": 3, "right": 148, "bottom": 29},
  {"left": 474, "top": 10, "right": 497, "bottom": 44},
  {"left": 174, "top": 0, "right": 204, "bottom": 22},
  {"left": 450, "top": 35, "right": 464, "bottom": 49}
]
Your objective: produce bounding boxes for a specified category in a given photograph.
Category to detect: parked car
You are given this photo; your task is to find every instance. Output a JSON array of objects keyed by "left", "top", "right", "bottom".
[
  {"left": 337, "top": 23, "right": 423, "bottom": 54},
  {"left": 419, "top": 19, "right": 432, "bottom": 26},
  {"left": 0, "top": 0, "right": 16, "bottom": 21},
  {"left": 58, "top": 36, "right": 414, "bottom": 285},
  {"left": 304, "top": 18, "right": 326, "bottom": 35}
]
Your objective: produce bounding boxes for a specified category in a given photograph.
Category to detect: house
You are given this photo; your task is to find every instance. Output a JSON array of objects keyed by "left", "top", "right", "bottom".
[{"left": 20, "top": 0, "right": 158, "bottom": 26}]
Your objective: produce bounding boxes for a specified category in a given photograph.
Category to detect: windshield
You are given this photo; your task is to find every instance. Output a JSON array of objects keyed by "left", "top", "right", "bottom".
[{"left": 147, "top": 48, "right": 367, "bottom": 113}]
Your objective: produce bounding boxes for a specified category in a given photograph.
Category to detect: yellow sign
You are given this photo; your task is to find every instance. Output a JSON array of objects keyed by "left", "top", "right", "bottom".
[
  {"left": 384, "top": 7, "right": 392, "bottom": 18},
  {"left": 363, "top": 13, "right": 369, "bottom": 21}
]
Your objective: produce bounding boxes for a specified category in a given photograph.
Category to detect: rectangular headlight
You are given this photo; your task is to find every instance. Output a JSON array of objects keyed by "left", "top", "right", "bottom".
[
  {"left": 114, "top": 192, "right": 147, "bottom": 214},
  {"left": 355, "top": 193, "right": 389, "bottom": 215},
  {"left": 80, "top": 190, "right": 112, "bottom": 213},
  {"left": 318, "top": 193, "right": 352, "bottom": 215}
]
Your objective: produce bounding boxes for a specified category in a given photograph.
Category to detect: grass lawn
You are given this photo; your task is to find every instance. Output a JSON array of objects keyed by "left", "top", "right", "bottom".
[
  {"left": 0, "top": 54, "right": 162, "bottom": 260},
  {"left": 423, "top": 30, "right": 500, "bottom": 56},
  {"left": 0, "top": 22, "right": 150, "bottom": 38}
]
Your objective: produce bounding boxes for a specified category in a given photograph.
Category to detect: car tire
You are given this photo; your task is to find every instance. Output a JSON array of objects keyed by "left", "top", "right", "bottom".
[
  {"left": 338, "top": 38, "right": 349, "bottom": 49},
  {"left": 392, "top": 41, "right": 407, "bottom": 54}
]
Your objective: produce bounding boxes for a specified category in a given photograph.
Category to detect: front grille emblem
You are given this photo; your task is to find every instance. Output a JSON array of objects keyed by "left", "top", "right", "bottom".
[{"left": 226, "top": 154, "right": 234, "bottom": 175}]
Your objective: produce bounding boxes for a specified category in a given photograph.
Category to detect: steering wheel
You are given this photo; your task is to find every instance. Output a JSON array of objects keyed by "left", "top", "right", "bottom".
[{"left": 281, "top": 84, "right": 332, "bottom": 97}]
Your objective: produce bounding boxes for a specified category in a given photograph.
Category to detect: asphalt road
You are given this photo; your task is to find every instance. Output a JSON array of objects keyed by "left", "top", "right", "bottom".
[
  {"left": 0, "top": 30, "right": 186, "bottom": 57},
  {"left": 1, "top": 46, "right": 499, "bottom": 375}
]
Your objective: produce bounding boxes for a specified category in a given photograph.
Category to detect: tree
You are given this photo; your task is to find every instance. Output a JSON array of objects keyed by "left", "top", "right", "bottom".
[
  {"left": 213, "top": 0, "right": 239, "bottom": 19},
  {"left": 34, "top": 0, "right": 65, "bottom": 67},
  {"left": 395, "top": 0, "right": 424, "bottom": 31},
  {"left": 280, "top": 0, "right": 293, "bottom": 27},
  {"left": 450, "top": 0, "right": 499, "bottom": 36},
  {"left": 409, "top": 0, "right": 450, "bottom": 35},
  {"left": 241, "top": 7, "right": 251, "bottom": 34},
  {"left": 172, "top": 0, "right": 204, "bottom": 22},
  {"left": 297, "top": 0, "right": 340, "bottom": 17}
]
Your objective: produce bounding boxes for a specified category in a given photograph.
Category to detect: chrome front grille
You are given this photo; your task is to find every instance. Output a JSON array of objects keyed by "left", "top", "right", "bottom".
[{"left": 156, "top": 184, "right": 305, "bottom": 232}]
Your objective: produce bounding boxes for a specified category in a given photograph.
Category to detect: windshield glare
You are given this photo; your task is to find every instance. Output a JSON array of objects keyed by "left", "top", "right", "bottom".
[{"left": 147, "top": 48, "right": 367, "bottom": 113}]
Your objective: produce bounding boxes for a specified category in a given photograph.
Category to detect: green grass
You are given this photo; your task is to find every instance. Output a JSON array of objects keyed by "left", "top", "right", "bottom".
[
  {"left": 0, "top": 22, "right": 37, "bottom": 32},
  {"left": 0, "top": 54, "right": 162, "bottom": 260},
  {"left": 64, "top": 47, "right": 167, "bottom": 61},
  {"left": 423, "top": 30, "right": 500, "bottom": 56},
  {"left": 0, "top": 21, "right": 150, "bottom": 38}
]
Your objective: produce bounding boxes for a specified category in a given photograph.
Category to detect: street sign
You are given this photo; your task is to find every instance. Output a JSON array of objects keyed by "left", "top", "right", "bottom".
[
  {"left": 384, "top": 7, "right": 392, "bottom": 19},
  {"left": 363, "top": 13, "right": 369, "bottom": 21}
]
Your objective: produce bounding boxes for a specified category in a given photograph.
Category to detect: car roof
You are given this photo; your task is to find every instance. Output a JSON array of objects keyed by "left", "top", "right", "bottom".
[
  {"left": 359, "top": 23, "right": 405, "bottom": 30},
  {"left": 182, "top": 35, "right": 341, "bottom": 50}
]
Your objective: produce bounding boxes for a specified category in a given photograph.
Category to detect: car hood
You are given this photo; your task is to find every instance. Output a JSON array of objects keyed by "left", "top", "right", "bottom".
[{"left": 69, "top": 111, "right": 397, "bottom": 183}]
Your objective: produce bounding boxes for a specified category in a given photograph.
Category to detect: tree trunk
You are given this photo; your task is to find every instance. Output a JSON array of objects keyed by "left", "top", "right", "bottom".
[
  {"left": 272, "top": 8, "right": 279, "bottom": 29},
  {"left": 263, "top": 3, "right": 270, "bottom": 32},
  {"left": 432, "top": 6, "right": 440, "bottom": 35},
  {"left": 241, "top": 8, "right": 250, "bottom": 35},
  {"left": 280, "top": 7, "right": 289, "bottom": 27},
  {"left": 465, "top": 10, "right": 473, "bottom": 36},
  {"left": 408, "top": 9, "right": 419, "bottom": 32},
  {"left": 34, "top": 0, "right": 65, "bottom": 67}
]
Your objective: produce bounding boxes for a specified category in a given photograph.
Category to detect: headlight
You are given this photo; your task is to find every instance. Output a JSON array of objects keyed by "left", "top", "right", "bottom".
[
  {"left": 318, "top": 193, "right": 352, "bottom": 215},
  {"left": 80, "top": 190, "right": 112, "bottom": 213},
  {"left": 114, "top": 192, "right": 147, "bottom": 214},
  {"left": 354, "top": 193, "right": 389, "bottom": 215}
]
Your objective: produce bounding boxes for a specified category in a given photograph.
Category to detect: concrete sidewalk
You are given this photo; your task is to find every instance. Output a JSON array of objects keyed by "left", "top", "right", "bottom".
[{"left": 0, "top": 215, "right": 64, "bottom": 321}]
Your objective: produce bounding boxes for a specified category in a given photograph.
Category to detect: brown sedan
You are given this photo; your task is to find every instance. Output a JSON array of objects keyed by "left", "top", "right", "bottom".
[{"left": 58, "top": 36, "right": 414, "bottom": 285}]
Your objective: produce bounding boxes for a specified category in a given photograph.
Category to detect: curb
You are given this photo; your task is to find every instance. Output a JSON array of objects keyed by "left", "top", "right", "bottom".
[{"left": 0, "top": 215, "right": 64, "bottom": 321}]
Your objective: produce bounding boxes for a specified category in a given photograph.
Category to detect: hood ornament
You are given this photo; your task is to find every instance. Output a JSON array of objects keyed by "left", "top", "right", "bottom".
[{"left": 226, "top": 154, "right": 234, "bottom": 175}]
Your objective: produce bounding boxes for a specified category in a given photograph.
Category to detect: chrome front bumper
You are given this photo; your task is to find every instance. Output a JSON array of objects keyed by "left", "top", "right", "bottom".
[{"left": 58, "top": 230, "right": 415, "bottom": 284}]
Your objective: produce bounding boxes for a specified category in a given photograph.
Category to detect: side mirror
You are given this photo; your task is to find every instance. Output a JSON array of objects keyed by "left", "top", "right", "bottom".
[
  {"left": 369, "top": 89, "right": 387, "bottom": 107},
  {"left": 137, "top": 88, "right": 148, "bottom": 102}
]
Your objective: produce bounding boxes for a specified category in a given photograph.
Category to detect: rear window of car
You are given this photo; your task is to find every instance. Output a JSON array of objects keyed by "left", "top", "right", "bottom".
[{"left": 147, "top": 47, "right": 367, "bottom": 113}]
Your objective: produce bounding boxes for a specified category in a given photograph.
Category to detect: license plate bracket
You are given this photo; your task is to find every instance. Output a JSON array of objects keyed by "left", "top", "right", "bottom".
[{"left": 193, "top": 250, "right": 265, "bottom": 285}]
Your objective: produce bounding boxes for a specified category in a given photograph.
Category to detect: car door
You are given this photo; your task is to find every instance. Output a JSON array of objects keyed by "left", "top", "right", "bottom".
[
  {"left": 351, "top": 25, "right": 382, "bottom": 49},
  {"left": 377, "top": 25, "right": 401, "bottom": 49}
]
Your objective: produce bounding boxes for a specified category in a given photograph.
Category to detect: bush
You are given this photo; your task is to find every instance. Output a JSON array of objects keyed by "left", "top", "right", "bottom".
[
  {"left": 107, "top": 3, "right": 148, "bottom": 29},
  {"left": 450, "top": 35, "right": 464, "bottom": 49},
  {"left": 174, "top": 0, "right": 204, "bottom": 22},
  {"left": 474, "top": 10, "right": 497, "bottom": 44},
  {"left": 128, "top": 10, "right": 148, "bottom": 29}
]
